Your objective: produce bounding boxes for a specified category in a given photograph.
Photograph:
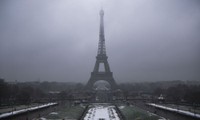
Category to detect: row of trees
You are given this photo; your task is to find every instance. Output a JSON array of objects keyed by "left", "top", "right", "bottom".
[
  {"left": 0, "top": 78, "right": 86, "bottom": 106},
  {"left": 1, "top": 78, "right": 200, "bottom": 106},
  {"left": 119, "top": 81, "right": 200, "bottom": 104},
  {"left": 154, "top": 84, "right": 200, "bottom": 104},
  {"left": 0, "top": 79, "right": 45, "bottom": 105}
]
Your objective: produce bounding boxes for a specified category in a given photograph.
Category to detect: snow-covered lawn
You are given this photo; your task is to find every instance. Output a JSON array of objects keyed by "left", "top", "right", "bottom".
[
  {"left": 119, "top": 105, "right": 166, "bottom": 120},
  {"left": 148, "top": 103, "right": 200, "bottom": 119},
  {"left": 84, "top": 104, "right": 120, "bottom": 120},
  {"left": 0, "top": 102, "right": 58, "bottom": 119}
]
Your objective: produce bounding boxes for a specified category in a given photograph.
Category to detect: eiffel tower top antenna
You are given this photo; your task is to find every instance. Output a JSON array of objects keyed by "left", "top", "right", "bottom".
[{"left": 98, "top": 8, "right": 106, "bottom": 55}]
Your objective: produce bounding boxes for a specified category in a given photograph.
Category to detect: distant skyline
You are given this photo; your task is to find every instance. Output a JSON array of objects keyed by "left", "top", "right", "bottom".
[{"left": 0, "top": 0, "right": 200, "bottom": 83}]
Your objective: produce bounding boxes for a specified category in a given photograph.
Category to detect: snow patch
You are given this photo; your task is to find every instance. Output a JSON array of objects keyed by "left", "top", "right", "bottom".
[
  {"left": 119, "top": 106, "right": 125, "bottom": 109},
  {"left": 0, "top": 103, "right": 58, "bottom": 119},
  {"left": 50, "top": 112, "right": 58, "bottom": 115},
  {"left": 148, "top": 103, "right": 200, "bottom": 119}
]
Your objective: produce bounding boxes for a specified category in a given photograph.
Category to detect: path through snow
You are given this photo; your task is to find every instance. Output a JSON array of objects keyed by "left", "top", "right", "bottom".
[{"left": 84, "top": 104, "right": 120, "bottom": 120}]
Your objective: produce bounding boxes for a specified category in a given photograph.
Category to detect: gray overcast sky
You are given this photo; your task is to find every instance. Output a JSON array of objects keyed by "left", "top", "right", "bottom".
[{"left": 0, "top": 0, "right": 200, "bottom": 83}]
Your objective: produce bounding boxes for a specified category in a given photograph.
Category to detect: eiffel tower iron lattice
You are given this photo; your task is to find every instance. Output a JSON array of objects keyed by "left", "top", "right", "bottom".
[{"left": 86, "top": 9, "right": 117, "bottom": 90}]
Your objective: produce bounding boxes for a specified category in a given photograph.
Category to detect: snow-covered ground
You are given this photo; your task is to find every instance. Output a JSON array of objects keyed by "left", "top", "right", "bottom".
[
  {"left": 0, "top": 102, "right": 58, "bottom": 119},
  {"left": 148, "top": 103, "right": 200, "bottom": 119},
  {"left": 84, "top": 104, "right": 120, "bottom": 120}
]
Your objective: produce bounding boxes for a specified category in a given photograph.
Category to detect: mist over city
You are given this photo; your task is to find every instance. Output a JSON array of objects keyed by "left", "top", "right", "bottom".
[
  {"left": 0, "top": 0, "right": 199, "bottom": 83},
  {"left": 0, "top": 0, "right": 200, "bottom": 120}
]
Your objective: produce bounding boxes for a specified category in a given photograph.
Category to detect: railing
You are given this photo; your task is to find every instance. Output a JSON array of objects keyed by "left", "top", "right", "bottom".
[
  {"left": 78, "top": 105, "right": 89, "bottom": 120},
  {"left": 114, "top": 104, "right": 126, "bottom": 120}
]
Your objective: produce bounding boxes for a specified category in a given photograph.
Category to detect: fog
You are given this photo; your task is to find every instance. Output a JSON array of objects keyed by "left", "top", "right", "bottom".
[{"left": 0, "top": 0, "right": 200, "bottom": 83}]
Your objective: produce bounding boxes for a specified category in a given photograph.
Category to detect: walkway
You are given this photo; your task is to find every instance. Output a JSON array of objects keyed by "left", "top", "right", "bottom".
[{"left": 83, "top": 104, "right": 120, "bottom": 120}]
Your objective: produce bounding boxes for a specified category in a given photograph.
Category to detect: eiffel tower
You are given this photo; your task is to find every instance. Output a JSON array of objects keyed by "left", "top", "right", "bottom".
[{"left": 86, "top": 9, "right": 117, "bottom": 90}]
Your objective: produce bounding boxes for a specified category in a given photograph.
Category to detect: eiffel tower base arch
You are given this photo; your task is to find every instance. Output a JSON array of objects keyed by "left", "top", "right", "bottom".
[{"left": 86, "top": 72, "right": 117, "bottom": 90}]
